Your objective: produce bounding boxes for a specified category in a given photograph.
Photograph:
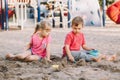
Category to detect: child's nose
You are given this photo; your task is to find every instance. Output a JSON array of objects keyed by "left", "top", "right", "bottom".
[{"left": 76, "top": 29, "right": 79, "bottom": 32}]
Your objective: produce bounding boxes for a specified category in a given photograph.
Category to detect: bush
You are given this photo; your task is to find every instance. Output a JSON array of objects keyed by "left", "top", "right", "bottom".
[{"left": 99, "top": 0, "right": 115, "bottom": 7}]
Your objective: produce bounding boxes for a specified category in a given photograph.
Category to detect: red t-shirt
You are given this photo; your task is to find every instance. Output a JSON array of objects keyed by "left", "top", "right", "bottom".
[{"left": 63, "top": 31, "right": 86, "bottom": 57}]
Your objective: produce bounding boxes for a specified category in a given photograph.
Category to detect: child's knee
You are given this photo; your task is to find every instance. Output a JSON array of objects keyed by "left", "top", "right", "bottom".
[
  {"left": 25, "top": 56, "right": 31, "bottom": 60},
  {"left": 25, "top": 56, "right": 34, "bottom": 61}
]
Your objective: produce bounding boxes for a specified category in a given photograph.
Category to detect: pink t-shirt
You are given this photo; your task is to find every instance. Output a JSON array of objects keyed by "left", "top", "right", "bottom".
[
  {"left": 30, "top": 33, "right": 51, "bottom": 58},
  {"left": 63, "top": 31, "right": 85, "bottom": 57}
]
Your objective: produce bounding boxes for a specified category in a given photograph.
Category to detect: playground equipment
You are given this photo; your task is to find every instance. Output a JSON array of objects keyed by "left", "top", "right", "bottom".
[
  {"left": 46, "top": 0, "right": 103, "bottom": 27},
  {"left": 0, "top": 0, "right": 107, "bottom": 30},
  {"left": 107, "top": 0, "right": 120, "bottom": 24},
  {"left": 9, "top": 0, "right": 29, "bottom": 30},
  {"left": 0, "top": 0, "right": 29, "bottom": 30},
  {"left": 29, "top": 0, "right": 37, "bottom": 25},
  {"left": 14, "top": 0, "right": 29, "bottom": 30},
  {"left": 0, "top": 0, "right": 9, "bottom": 30},
  {"left": 70, "top": 0, "right": 102, "bottom": 26},
  {"left": 47, "top": 0, "right": 71, "bottom": 28}
]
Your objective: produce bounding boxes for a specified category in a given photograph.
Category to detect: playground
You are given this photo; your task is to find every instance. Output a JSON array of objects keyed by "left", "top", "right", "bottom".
[
  {"left": 0, "top": 0, "right": 109, "bottom": 30},
  {"left": 0, "top": 0, "right": 120, "bottom": 30},
  {"left": 0, "top": 0, "right": 120, "bottom": 80}
]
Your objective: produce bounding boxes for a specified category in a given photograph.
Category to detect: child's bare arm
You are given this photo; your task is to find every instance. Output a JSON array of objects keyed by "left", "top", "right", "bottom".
[
  {"left": 82, "top": 44, "right": 94, "bottom": 51},
  {"left": 24, "top": 43, "right": 31, "bottom": 50},
  {"left": 46, "top": 43, "right": 52, "bottom": 62},
  {"left": 65, "top": 45, "right": 75, "bottom": 62}
]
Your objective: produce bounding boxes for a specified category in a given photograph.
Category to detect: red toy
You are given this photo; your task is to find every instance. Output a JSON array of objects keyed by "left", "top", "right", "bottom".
[{"left": 107, "top": 0, "right": 120, "bottom": 24}]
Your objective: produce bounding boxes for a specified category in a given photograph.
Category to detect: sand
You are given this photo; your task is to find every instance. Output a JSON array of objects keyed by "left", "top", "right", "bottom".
[{"left": 0, "top": 27, "right": 120, "bottom": 80}]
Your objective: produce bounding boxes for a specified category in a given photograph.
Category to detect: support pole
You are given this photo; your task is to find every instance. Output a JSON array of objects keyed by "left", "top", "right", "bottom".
[
  {"left": 5, "top": 0, "right": 9, "bottom": 30},
  {"left": 0, "top": 0, "right": 2, "bottom": 29},
  {"left": 37, "top": 0, "right": 41, "bottom": 22},
  {"left": 1, "top": 0, "right": 4, "bottom": 30},
  {"left": 21, "top": 4, "right": 24, "bottom": 30},
  {"left": 60, "top": 10, "right": 63, "bottom": 28},
  {"left": 52, "top": 4, "right": 55, "bottom": 28},
  {"left": 24, "top": 4, "right": 27, "bottom": 21},
  {"left": 16, "top": 3, "right": 19, "bottom": 27},
  {"left": 102, "top": 0, "right": 106, "bottom": 27},
  {"left": 68, "top": 0, "right": 71, "bottom": 28}
]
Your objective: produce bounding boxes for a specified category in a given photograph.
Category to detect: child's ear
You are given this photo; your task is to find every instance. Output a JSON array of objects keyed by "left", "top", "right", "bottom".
[{"left": 82, "top": 23, "right": 84, "bottom": 27}]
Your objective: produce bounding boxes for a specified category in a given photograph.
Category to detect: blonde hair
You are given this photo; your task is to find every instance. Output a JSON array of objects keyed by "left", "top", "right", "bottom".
[
  {"left": 72, "top": 16, "right": 84, "bottom": 26},
  {"left": 33, "top": 20, "right": 51, "bottom": 34}
]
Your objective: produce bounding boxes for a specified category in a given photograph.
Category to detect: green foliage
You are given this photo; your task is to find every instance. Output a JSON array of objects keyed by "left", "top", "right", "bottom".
[{"left": 99, "top": 0, "right": 115, "bottom": 7}]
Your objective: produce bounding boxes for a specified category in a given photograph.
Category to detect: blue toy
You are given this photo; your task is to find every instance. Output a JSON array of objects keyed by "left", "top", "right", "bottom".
[{"left": 89, "top": 50, "right": 100, "bottom": 56}]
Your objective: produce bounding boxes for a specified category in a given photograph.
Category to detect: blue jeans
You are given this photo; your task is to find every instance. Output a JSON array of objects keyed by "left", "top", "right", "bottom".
[{"left": 70, "top": 50, "right": 99, "bottom": 61}]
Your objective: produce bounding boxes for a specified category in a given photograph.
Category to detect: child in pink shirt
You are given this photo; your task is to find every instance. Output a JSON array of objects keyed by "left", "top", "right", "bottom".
[
  {"left": 6, "top": 20, "right": 52, "bottom": 62},
  {"left": 63, "top": 16, "right": 116, "bottom": 62}
]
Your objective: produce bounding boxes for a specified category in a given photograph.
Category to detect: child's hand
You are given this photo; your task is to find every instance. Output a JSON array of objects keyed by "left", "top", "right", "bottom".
[
  {"left": 24, "top": 43, "right": 31, "bottom": 51},
  {"left": 24, "top": 46, "right": 28, "bottom": 51},
  {"left": 47, "top": 59, "right": 52, "bottom": 62},
  {"left": 68, "top": 55, "right": 75, "bottom": 62},
  {"left": 91, "top": 48, "right": 95, "bottom": 50}
]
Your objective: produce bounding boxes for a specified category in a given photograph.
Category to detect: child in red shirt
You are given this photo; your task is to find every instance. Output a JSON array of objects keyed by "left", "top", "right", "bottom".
[{"left": 63, "top": 16, "right": 116, "bottom": 62}]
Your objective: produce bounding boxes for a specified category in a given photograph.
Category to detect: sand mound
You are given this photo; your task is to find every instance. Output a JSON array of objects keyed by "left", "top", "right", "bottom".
[{"left": 0, "top": 55, "right": 120, "bottom": 80}]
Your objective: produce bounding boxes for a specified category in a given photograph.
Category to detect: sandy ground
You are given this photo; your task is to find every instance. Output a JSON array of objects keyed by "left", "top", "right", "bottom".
[{"left": 0, "top": 26, "right": 120, "bottom": 80}]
